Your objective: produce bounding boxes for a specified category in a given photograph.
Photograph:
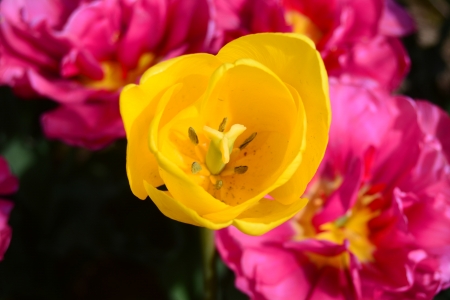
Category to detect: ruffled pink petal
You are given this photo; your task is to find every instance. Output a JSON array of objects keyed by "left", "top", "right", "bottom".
[
  {"left": 337, "top": 36, "right": 411, "bottom": 91},
  {"left": 0, "top": 199, "right": 13, "bottom": 261},
  {"left": 0, "top": 21, "right": 62, "bottom": 70},
  {"left": 216, "top": 225, "right": 301, "bottom": 299},
  {"left": 414, "top": 100, "right": 450, "bottom": 163},
  {"left": 313, "top": 157, "right": 363, "bottom": 226},
  {"left": 369, "top": 96, "right": 423, "bottom": 191},
  {"left": 117, "top": 0, "right": 168, "bottom": 69},
  {"left": 61, "top": 48, "right": 104, "bottom": 79},
  {"left": 62, "top": 0, "right": 122, "bottom": 61},
  {"left": 402, "top": 192, "right": 450, "bottom": 252},
  {"left": 379, "top": 0, "right": 416, "bottom": 37},
  {"left": 327, "top": 0, "right": 382, "bottom": 45},
  {"left": 0, "top": 0, "right": 81, "bottom": 30},
  {"left": 26, "top": 70, "right": 116, "bottom": 103},
  {"left": 240, "top": 247, "right": 308, "bottom": 299},
  {"left": 0, "top": 157, "right": 18, "bottom": 195},
  {"left": 210, "top": 0, "right": 288, "bottom": 53},
  {"left": 161, "top": 0, "right": 212, "bottom": 54},
  {"left": 330, "top": 78, "right": 394, "bottom": 150},
  {"left": 283, "top": 0, "right": 337, "bottom": 34},
  {"left": 362, "top": 247, "right": 414, "bottom": 292},
  {"left": 41, "top": 101, "right": 125, "bottom": 150}
]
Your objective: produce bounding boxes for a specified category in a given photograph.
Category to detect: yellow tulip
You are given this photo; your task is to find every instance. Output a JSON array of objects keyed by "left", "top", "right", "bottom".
[{"left": 120, "top": 33, "right": 331, "bottom": 235}]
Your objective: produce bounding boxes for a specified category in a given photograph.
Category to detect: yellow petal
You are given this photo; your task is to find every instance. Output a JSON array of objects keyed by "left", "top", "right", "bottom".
[
  {"left": 120, "top": 53, "right": 222, "bottom": 136},
  {"left": 148, "top": 86, "right": 229, "bottom": 215},
  {"left": 121, "top": 55, "right": 222, "bottom": 198},
  {"left": 233, "top": 198, "right": 308, "bottom": 236},
  {"left": 201, "top": 145, "right": 305, "bottom": 224},
  {"left": 199, "top": 59, "right": 302, "bottom": 205},
  {"left": 121, "top": 85, "right": 163, "bottom": 199},
  {"left": 198, "top": 59, "right": 309, "bottom": 223},
  {"left": 217, "top": 33, "right": 331, "bottom": 189},
  {"left": 270, "top": 83, "right": 308, "bottom": 205},
  {"left": 144, "top": 181, "right": 232, "bottom": 229}
]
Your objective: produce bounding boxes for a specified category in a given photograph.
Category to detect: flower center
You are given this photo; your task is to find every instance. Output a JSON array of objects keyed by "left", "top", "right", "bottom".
[
  {"left": 294, "top": 178, "right": 381, "bottom": 269},
  {"left": 186, "top": 117, "right": 257, "bottom": 199},
  {"left": 285, "top": 11, "right": 323, "bottom": 44},
  {"left": 80, "top": 53, "right": 155, "bottom": 91},
  {"left": 203, "top": 122, "right": 246, "bottom": 175}
]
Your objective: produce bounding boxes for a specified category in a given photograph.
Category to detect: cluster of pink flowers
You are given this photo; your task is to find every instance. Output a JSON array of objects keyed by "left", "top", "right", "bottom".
[
  {"left": 213, "top": 1, "right": 450, "bottom": 299},
  {"left": 0, "top": 0, "right": 212, "bottom": 149},
  {"left": 0, "top": 0, "right": 413, "bottom": 149},
  {"left": 216, "top": 77, "right": 450, "bottom": 299},
  {"left": 211, "top": 0, "right": 450, "bottom": 299},
  {"left": 1, "top": 0, "right": 450, "bottom": 298},
  {"left": 0, "top": 157, "right": 17, "bottom": 261}
]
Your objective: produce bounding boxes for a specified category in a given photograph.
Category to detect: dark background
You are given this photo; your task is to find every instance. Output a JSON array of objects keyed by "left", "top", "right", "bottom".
[{"left": 1, "top": 0, "right": 450, "bottom": 299}]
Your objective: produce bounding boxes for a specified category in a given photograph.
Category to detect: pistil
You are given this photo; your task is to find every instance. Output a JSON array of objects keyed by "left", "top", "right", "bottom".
[{"left": 203, "top": 123, "right": 246, "bottom": 175}]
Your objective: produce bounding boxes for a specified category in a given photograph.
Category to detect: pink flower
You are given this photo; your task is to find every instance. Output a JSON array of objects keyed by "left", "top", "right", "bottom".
[
  {"left": 216, "top": 77, "right": 450, "bottom": 299},
  {"left": 0, "top": 157, "right": 17, "bottom": 261},
  {"left": 211, "top": 0, "right": 414, "bottom": 91},
  {"left": 209, "top": 0, "right": 290, "bottom": 51},
  {"left": 0, "top": 0, "right": 213, "bottom": 149}
]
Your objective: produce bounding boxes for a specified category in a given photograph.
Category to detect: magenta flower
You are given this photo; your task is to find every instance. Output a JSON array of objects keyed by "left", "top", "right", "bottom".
[
  {"left": 211, "top": 0, "right": 414, "bottom": 91},
  {"left": 216, "top": 77, "right": 450, "bottom": 299},
  {"left": 0, "top": 0, "right": 213, "bottom": 149},
  {"left": 0, "top": 157, "right": 17, "bottom": 261}
]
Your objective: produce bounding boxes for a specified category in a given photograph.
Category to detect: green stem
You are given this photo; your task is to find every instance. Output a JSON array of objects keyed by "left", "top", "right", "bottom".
[{"left": 201, "top": 227, "right": 217, "bottom": 300}]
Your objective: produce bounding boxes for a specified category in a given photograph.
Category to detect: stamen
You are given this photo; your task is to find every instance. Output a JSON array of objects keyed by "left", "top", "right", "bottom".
[
  {"left": 191, "top": 162, "right": 202, "bottom": 174},
  {"left": 234, "top": 166, "right": 248, "bottom": 174},
  {"left": 239, "top": 132, "right": 257, "bottom": 150},
  {"left": 188, "top": 127, "right": 199, "bottom": 145},
  {"left": 218, "top": 117, "right": 228, "bottom": 132},
  {"left": 215, "top": 180, "right": 223, "bottom": 190}
]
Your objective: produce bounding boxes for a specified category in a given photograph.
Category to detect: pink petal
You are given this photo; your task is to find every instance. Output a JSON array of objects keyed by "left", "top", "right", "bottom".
[{"left": 41, "top": 101, "right": 125, "bottom": 150}]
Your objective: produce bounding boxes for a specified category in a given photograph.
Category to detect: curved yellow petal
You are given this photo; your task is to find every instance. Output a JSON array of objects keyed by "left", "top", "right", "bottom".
[
  {"left": 121, "top": 55, "right": 222, "bottom": 198},
  {"left": 148, "top": 85, "right": 229, "bottom": 215},
  {"left": 217, "top": 33, "right": 331, "bottom": 188},
  {"left": 233, "top": 198, "right": 308, "bottom": 236},
  {"left": 144, "top": 181, "right": 232, "bottom": 229},
  {"left": 197, "top": 60, "right": 308, "bottom": 220},
  {"left": 200, "top": 58, "right": 297, "bottom": 135},
  {"left": 120, "top": 53, "right": 222, "bottom": 136},
  {"left": 270, "top": 83, "right": 309, "bottom": 205},
  {"left": 202, "top": 144, "right": 305, "bottom": 224},
  {"left": 121, "top": 85, "right": 163, "bottom": 199},
  {"left": 199, "top": 59, "right": 302, "bottom": 204}
]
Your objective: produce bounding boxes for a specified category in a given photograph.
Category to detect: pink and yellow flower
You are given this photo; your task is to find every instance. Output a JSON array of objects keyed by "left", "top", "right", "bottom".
[
  {"left": 0, "top": 0, "right": 213, "bottom": 149},
  {"left": 216, "top": 77, "right": 450, "bottom": 299},
  {"left": 0, "top": 157, "right": 17, "bottom": 261},
  {"left": 211, "top": 0, "right": 415, "bottom": 91}
]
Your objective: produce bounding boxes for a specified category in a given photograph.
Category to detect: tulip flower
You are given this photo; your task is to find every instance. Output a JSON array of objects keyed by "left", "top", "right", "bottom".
[
  {"left": 120, "top": 33, "right": 331, "bottom": 235},
  {"left": 0, "top": 157, "right": 17, "bottom": 261},
  {"left": 216, "top": 77, "right": 450, "bottom": 298},
  {"left": 0, "top": 0, "right": 213, "bottom": 149}
]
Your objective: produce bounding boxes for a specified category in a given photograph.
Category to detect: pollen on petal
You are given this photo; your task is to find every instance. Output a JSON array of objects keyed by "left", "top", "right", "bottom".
[
  {"left": 234, "top": 166, "right": 248, "bottom": 174},
  {"left": 218, "top": 117, "right": 228, "bottom": 132},
  {"left": 191, "top": 161, "right": 202, "bottom": 174},
  {"left": 239, "top": 132, "right": 257, "bottom": 150},
  {"left": 188, "top": 127, "right": 199, "bottom": 145},
  {"left": 215, "top": 180, "right": 223, "bottom": 190}
]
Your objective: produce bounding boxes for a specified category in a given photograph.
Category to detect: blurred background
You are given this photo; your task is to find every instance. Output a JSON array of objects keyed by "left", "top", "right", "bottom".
[{"left": 1, "top": 0, "right": 450, "bottom": 299}]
